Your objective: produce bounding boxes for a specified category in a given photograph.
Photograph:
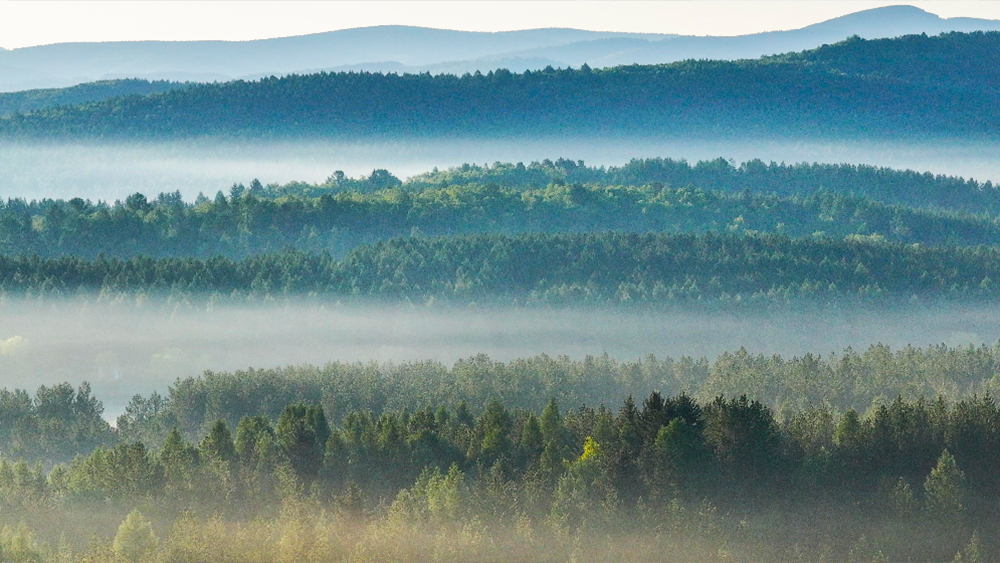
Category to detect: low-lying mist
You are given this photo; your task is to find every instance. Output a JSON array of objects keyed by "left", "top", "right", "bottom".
[
  {"left": 2, "top": 136, "right": 1000, "bottom": 201},
  {"left": 1, "top": 297, "right": 997, "bottom": 417}
]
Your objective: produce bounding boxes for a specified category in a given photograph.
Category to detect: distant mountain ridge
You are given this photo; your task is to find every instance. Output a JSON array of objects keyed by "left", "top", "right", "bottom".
[
  {"left": 0, "top": 27, "right": 667, "bottom": 92},
  {"left": 0, "top": 79, "right": 184, "bottom": 117},
  {"left": 2, "top": 5, "right": 999, "bottom": 93},
  {"left": 2, "top": 31, "right": 997, "bottom": 141}
]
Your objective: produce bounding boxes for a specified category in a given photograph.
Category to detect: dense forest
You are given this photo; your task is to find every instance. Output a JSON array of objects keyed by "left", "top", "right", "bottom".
[
  {"left": 8, "top": 341, "right": 997, "bottom": 464},
  {"left": 3, "top": 158, "right": 1000, "bottom": 259},
  {"left": 2, "top": 231, "right": 1000, "bottom": 304},
  {"left": 0, "top": 79, "right": 184, "bottom": 118},
  {"left": 111, "top": 342, "right": 1000, "bottom": 450},
  {"left": 2, "top": 32, "right": 999, "bottom": 139},
  {"left": 0, "top": 361, "right": 997, "bottom": 562},
  {"left": 406, "top": 157, "right": 1000, "bottom": 215}
]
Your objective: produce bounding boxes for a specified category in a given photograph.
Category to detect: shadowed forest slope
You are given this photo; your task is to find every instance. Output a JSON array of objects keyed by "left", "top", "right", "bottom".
[{"left": 3, "top": 33, "right": 1000, "bottom": 140}]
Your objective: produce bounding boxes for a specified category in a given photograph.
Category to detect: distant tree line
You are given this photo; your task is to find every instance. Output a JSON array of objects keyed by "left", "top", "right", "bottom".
[
  {"left": 0, "top": 79, "right": 184, "bottom": 118},
  {"left": 408, "top": 157, "right": 1000, "bottom": 215},
  {"left": 7, "top": 342, "right": 1000, "bottom": 466},
  {"left": 4, "top": 158, "right": 998, "bottom": 260},
  {"left": 126, "top": 342, "right": 1000, "bottom": 447},
  {"left": 2, "top": 32, "right": 999, "bottom": 139},
  {"left": 1, "top": 232, "right": 998, "bottom": 304}
]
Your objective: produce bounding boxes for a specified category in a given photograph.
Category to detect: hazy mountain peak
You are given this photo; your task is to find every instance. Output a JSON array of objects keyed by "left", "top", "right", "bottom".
[
  {"left": 803, "top": 5, "right": 949, "bottom": 37},
  {"left": 807, "top": 4, "right": 1000, "bottom": 40},
  {"left": 3, "top": 5, "right": 1000, "bottom": 92}
]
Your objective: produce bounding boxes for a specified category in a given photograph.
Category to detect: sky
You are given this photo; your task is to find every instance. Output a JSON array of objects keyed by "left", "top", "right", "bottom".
[{"left": 2, "top": 1, "right": 1000, "bottom": 49}]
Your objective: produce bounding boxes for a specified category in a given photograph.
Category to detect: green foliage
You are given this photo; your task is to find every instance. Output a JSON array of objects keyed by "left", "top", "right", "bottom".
[
  {"left": 924, "top": 449, "right": 967, "bottom": 516},
  {"left": 888, "top": 477, "right": 917, "bottom": 517},
  {"left": 0, "top": 383, "right": 111, "bottom": 463},
  {"left": 112, "top": 510, "right": 158, "bottom": 563},
  {"left": 409, "top": 157, "right": 1000, "bottom": 216},
  {"left": 551, "top": 436, "right": 618, "bottom": 530},
  {"left": 2, "top": 159, "right": 999, "bottom": 261},
  {"left": 954, "top": 532, "right": 982, "bottom": 563},
  {"left": 66, "top": 442, "right": 160, "bottom": 499},
  {"left": 703, "top": 395, "right": 785, "bottom": 492},
  {"left": 3, "top": 231, "right": 1000, "bottom": 306},
  {"left": 234, "top": 415, "right": 276, "bottom": 466},
  {"left": 0, "top": 522, "right": 42, "bottom": 563},
  {"left": 159, "top": 428, "right": 198, "bottom": 495},
  {"left": 2, "top": 389, "right": 1000, "bottom": 560},
  {"left": 275, "top": 403, "right": 330, "bottom": 485},
  {"left": 648, "top": 417, "right": 712, "bottom": 498},
  {"left": 7, "top": 341, "right": 1000, "bottom": 468},
  {"left": 199, "top": 420, "right": 237, "bottom": 463},
  {"left": 389, "top": 463, "right": 467, "bottom": 525}
]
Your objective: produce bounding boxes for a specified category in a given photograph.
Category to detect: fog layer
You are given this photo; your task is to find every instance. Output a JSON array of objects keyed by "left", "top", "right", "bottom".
[
  {"left": 1, "top": 298, "right": 997, "bottom": 417},
  {"left": 2, "top": 137, "right": 1000, "bottom": 201}
]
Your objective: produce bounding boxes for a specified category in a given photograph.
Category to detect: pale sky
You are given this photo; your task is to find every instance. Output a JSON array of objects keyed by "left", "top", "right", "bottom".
[{"left": 1, "top": 1, "right": 1000, "bottom": 49}]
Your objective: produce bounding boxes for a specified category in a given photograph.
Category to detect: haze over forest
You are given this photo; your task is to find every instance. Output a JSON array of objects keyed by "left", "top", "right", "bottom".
[{"left": 1, "top": 5, "right": 1000, "bottom": 562}]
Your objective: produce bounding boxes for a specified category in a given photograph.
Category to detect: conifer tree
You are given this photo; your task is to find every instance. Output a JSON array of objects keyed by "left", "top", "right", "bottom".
[
  {"left": 925, "top": 449, "right": 967, "bottom": 516},
  {"left": 112, "top": 510, "right": 158, "bottom": 563},
  {"left": 200, "top": 420, "right": 237, "bottom": 463},
  {"left": 276, "top": 403, "right": 331, "bottom": 484}
]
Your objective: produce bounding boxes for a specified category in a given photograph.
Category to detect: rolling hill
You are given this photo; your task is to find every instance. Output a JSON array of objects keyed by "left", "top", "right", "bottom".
[
  {"left": 0, "top": 79, "right": 184, "bottom": 117},
  {"left": 1, "top": 5, "right": 998, "bottom": 93},
  {"left": 2, "top": 32, "right": 998, "bottom": 140}
]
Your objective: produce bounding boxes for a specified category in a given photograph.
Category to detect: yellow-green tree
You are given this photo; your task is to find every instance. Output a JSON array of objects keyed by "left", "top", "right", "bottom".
[{"left": 112, "top": 509, "right": 159, "bottom": 563}]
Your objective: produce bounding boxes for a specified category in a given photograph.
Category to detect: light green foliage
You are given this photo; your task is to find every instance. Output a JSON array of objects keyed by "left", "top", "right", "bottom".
[
  {"left": 390, "top": 464, "right": 467, "bottom": 525},
  {"left": 0, "top": 522, "right": 42, "bottom": 563},
  {"left": 112, "top": 510, "right": 158, "bottom": 563},
  {"left": 65, "top": 442, "right": 159, "bottom": 499},
  {"left": 925, "top": 449, "right": 968, "bottom": 516}
]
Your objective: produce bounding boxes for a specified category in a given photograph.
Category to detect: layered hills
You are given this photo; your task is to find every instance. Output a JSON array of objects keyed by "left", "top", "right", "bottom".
[
  {"left": 2, "top": 157, "right": 1000, "bottom": 306},
  {"left": 1, "top": 5, "right": 997, "bottom": 92},
  {"left": 1, "top": 31, "right": 998, "bottom": 140}
]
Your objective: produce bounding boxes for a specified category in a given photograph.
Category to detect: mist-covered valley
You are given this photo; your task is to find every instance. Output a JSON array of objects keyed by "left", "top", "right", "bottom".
[
  {"left": 4, "top": 19, "right": 1000, "bottom": 563},
  {"left": 1, "top": 297, "right": 997, "bottom": 417},
  {"left": 3, "top": 136, "right": 1000, "bottom": 202}
]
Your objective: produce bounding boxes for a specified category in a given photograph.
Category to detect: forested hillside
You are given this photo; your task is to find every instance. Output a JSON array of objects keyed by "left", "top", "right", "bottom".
[
  {"left": 780, "top": 30, "right": 1000, "bottom": 91},
  {"left": 0, "top": 79, "right": 183, "bottom": 117},
  {"left": 2, "top": 232, "right": 999, "bottom": 304},
  {"left": 3, "top": 158, "right": 999, "bottom": 259},
  {"left": 2, "top": 32, "right": 998, "bottom": 139},
  {"left": 407, "top": 157, "right": 1000, "bottom": 214}
]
